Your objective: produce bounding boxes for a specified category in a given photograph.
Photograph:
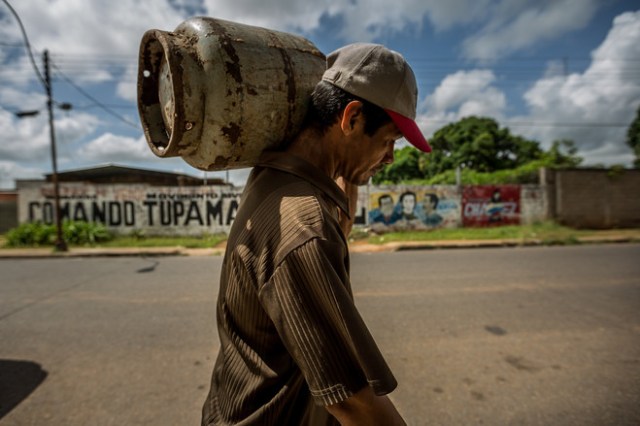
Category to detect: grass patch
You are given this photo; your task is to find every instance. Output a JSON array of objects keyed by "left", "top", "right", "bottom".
[
  {"left": 86, "top": 233, "right": 227, "bottom": 249},
  {"left": 3, "top": 222, "right": 639, "bottom": 249},
  {"left": 366, "top": 222, "right": 592, "bottom": 245}
]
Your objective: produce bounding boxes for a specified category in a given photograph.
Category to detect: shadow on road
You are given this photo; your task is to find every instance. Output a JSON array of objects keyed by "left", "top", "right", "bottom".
[
  {"left": 0, "top": 359, "right": 48, "bottom": 419},
  {"left": 137, "top": 258, "right": 159, "bottom": 273}
]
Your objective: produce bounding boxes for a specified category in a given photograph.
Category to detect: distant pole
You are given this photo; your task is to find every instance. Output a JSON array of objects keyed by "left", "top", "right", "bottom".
[{"left": 44, "top": 50, "right": 67, "bottom": 251}]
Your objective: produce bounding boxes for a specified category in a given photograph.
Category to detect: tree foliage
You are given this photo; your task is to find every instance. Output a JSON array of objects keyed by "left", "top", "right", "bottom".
[
  {"left": 626, "top": 105, "right": 640, "bottom": 168},
  {"left": 373, "top": 116, "right": 583, "bottom": 184}
]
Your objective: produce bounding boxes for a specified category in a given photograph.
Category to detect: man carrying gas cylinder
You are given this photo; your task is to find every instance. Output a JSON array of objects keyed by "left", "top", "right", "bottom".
[{"left": 202, "top": 42, "right": 432, "bottom": 426}]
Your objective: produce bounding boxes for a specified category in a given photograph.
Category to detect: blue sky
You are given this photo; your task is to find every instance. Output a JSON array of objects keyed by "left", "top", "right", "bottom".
[{"left": 1, "top": 0, "right": 639, "bottom": 189}]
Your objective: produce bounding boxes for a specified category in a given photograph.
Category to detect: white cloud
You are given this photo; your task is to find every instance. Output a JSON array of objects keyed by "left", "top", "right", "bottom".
[
  {"left": 579, "top": 141, "right": 635, "bottom": 166},
  {"left": 200, "top": 0, "right": 491, "bottom": 42},
  {"left": 0, "top": 161, "right": 44, "bottom": 189},
  {"left": 462, "top": 0, "right": 600, "bottom": 60},
  {"left": 1, "top": 0, "right": 637, "bottom": 189},
  {"left": 77, "top": 133, "right": 156, "bottom": 163},
  {"left": 1, "top": 0, "right": 494, "bottom": 59},
  {"left": 116, "top": 64, "right": 138, "bottom": 103},
  {"left": 419, "top": 69, "right": 507, "bottom": 136},
  {"left": 517, "top": 10, "right": 640, "bottom": 164},
  {"left": 0, "top": 86, "right": 46, "bottom": 111},
  {"left": 0, "top": 108, "right": 50, "bottom": 162},
  {"left": 0, "top": 105, "right": 100, "bottom": 164}
]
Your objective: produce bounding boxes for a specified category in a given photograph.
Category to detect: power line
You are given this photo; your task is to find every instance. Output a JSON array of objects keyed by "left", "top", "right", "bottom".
[
  {"left": 424, "top": 118, "right": 632, "bottom": 129},
  {"left": 51, "top": 63, "right": 140, "bottom": 129},
  {"left": 0, "top": 0, "right": 46, "bottom": 89}
]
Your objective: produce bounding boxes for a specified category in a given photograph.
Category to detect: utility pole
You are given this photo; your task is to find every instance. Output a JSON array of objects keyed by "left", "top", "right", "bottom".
[{"left": 44, "top": 50, "right": 67, "bottom": 251}]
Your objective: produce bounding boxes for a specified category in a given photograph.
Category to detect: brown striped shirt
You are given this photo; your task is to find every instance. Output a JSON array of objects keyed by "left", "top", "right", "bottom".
[{"left": 202, "top": 152, "right": 397, "bottom": 426}]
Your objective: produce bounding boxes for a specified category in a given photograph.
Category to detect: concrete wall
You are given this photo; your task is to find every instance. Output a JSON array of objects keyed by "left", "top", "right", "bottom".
[
  {"left": 542, "top": 168, "right": 640, "bottom": 229},
  {"left": 0, "top": 193, "right": 18, "bottom": 233},
  {"left": 11, "top": 168, "right": 640, "bottom": 234},
  {"left": 360, "top": 184, "right": 547, "bottom": 232},
  {"left": 18, "top": 183, "right": 240, "bottom": 236},
  {"left": 15, "top": 181, "right": 549, "bottom": 235}
]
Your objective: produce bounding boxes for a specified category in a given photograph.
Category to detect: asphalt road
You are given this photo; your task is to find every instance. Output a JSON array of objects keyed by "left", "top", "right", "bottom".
[{"left": 1, "top": 244, "right": 639, "bottom": 425}]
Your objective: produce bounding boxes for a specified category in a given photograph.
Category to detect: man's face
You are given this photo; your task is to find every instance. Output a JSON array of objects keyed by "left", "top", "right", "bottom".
[{"left": 343, "top": 120, "right": 402, "bottom": 186}]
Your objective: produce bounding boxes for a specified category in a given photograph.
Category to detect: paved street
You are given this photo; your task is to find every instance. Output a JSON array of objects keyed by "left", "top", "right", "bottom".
[{"left": 1, "top": 244, "right": 639, "bottom": 425}]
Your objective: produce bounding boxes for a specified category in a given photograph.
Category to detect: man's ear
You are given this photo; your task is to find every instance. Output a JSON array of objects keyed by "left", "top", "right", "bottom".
[{"left": 340, "top": 101, "right": 364, "bottom": 136}]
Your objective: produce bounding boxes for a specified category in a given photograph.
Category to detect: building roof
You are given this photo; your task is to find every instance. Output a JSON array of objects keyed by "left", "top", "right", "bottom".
[{"left": 44, "top": 164, "right": 226, "bottom": 186}]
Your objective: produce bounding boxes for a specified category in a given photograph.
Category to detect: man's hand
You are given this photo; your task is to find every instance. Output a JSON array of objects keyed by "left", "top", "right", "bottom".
[
  {"left": 335, "top": 176, "right": 358, "bottom": 236},
  {"left": 325, "top": 386, "right": 406, "bottom": 426}
]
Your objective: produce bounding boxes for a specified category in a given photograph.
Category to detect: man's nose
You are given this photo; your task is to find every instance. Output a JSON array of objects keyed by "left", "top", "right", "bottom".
[{"left": 383, "top": 146, "right": 395, "bottom": 164}]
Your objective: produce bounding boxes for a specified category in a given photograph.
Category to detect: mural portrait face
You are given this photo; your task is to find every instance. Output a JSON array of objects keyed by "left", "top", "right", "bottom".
[
  {"left": 400, "top": 192, "right": 417, "bottom": 215},
  {"left": 423, "top": 193, "right": 439, "bottom": 213},
  {"left": 379, "top": 195, "right": 394, "bottom": 217}
]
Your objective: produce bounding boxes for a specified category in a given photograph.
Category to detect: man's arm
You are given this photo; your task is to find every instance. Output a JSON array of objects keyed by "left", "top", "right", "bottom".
[{"left": 325, "top": 386, "right": 406, "bottom": 426}]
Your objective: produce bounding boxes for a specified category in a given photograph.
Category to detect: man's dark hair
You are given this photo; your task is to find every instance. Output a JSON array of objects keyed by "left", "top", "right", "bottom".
[
  {"left": 426, "top": 193, "right": 439, "bottom": 208},
  {"left": 303, "top": 81, "right": 392, "bottom": 136},
  {"left": 399, "top": 191, "right": 416, "bottom": 203},
  {"left": 378, "top": 194, "right": 393, "bottom": 206}
]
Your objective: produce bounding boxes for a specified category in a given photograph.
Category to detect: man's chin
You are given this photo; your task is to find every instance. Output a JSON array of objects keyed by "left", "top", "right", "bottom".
[{"left": 343, "top": 175, "right": 370, "bottom": 186}]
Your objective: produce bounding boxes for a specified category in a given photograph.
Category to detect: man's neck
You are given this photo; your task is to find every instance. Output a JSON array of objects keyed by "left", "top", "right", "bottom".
[{"left": 285, "top": 127, "right": 342, "bottom": 180}]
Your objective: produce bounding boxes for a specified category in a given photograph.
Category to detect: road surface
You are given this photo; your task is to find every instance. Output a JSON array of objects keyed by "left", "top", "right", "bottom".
[{"left": 1, "top": 244, "right": 638, "bottom": 425}]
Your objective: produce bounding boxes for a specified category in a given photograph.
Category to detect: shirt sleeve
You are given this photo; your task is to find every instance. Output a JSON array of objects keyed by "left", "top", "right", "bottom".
[{"left": 258, "top": 237, "right": 397, "bottom": 406}]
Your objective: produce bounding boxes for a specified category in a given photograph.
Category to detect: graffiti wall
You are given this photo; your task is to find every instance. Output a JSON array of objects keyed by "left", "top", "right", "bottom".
[
  {"left": 365, "top": 185, "right": 461, "bottom": 232},
  {"left": 461, "top": 185, "right": 520, "bottom": 227},
  {"left": 17, "top": 182, "right": 547, "bottom": 235},
  {"left": 18, "top": 183, "right": 241, "bottom": 236}
]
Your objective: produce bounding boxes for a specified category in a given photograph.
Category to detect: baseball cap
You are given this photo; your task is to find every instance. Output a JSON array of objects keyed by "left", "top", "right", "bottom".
[{"left": 321, "top": 43, "right": 431, "bottom": 153}]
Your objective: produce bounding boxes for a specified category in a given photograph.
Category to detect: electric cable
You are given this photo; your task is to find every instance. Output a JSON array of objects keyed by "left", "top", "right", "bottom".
[
  {"left": 0, "top": 0, "right": 47, "bottom": 89},
  {"left": 51, "top": 63, "right": 140, "bottom": 129}
]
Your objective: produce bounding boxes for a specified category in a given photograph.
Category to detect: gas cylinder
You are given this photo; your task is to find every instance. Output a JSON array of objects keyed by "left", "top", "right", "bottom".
[{"left": 137, "top": 17, "right": 325, "bottom": 171}]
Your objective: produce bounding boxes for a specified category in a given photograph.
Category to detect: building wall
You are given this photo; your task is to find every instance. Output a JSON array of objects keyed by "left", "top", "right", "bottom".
[
  {"left": 16, "top": 181, "right": 550, "bottom": 235},
  {"left": 18, "top": 183, "right": 240, "bottom": 236},
  {"left": 0, "top": 193, "right": 18, "bottom": 233},
  {"left": 12, "top": 169, "right": 640, "bottom": 234},
  {"left": 543, "top": 168, "right": 640, "bottom": 228},
  {"left": 359, "top": 184, "right": 547, "bottom": 231},
  {"left": 521, "top": 185, "right": 547, "bottom": 225}
]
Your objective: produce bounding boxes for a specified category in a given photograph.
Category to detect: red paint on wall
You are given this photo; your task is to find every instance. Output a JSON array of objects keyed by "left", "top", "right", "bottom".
[{"left": 462, "top": 185, "right": 520, "bottom": 227}]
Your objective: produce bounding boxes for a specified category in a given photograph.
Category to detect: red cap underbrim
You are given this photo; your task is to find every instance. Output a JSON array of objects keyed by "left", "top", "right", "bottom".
[{"left": 385, "top": 109, "right": 432, "bottom": 153}]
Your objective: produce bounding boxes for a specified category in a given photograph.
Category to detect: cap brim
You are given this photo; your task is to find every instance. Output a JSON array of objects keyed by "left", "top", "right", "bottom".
[{"left": 385, "top": 109, "right": 432, "bottom": 153}]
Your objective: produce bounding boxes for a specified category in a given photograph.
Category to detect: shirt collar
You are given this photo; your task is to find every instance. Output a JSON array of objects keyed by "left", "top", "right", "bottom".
[{"left": 257, "top": 151, "right": 351, "bottom": 219}]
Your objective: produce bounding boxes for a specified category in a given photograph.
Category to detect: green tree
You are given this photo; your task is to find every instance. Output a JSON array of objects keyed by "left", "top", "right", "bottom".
[
  {"left": 626, "top": 106, "right": 640, "bottom": 168},
  {"left": 425, "top": 117, "right": 543, "bottom": 176},
  {"left": 373, "top": 116, "right": 584, "bottom": 184},
  {"left": 373, "top": 146, "right": 423, "bottom": 183},
  {"left": 543, "top": 139, "right": 582, "bottom": 168}
]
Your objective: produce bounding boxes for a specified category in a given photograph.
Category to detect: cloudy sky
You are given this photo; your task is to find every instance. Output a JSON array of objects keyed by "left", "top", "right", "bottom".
[{"left": 1, "top": 0, "right": 639, "bottom": 189}]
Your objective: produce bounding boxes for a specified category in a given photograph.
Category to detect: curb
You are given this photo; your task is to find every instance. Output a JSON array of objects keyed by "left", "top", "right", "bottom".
[
  {"left": 1, "top": 236, "right": 637, "bottom": 259},
  {"left": 0, "top": 247, "right": 224, "bottom": 259}
]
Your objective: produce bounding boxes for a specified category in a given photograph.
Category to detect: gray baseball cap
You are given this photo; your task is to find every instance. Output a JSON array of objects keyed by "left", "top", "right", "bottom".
[{"left": 321, "top": 43, "right": 431, "bottom": 153}]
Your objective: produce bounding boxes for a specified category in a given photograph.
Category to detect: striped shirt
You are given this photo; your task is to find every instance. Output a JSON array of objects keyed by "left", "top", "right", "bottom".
[{"left": 202, "top": 152, "right": 397, "bottom": 425}]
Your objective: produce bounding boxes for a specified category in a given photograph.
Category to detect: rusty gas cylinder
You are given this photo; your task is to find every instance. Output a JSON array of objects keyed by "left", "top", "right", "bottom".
[{"left": 137, "top": 17, "right": 325, "bottom": 171}]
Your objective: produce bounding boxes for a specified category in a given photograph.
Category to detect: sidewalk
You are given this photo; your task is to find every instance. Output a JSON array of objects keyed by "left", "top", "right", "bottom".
[{"left": 1, "top": 233, "right": 638, "bottom": 258}]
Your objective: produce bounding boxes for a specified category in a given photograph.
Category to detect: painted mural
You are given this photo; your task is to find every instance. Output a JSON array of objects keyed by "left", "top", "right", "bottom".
[
  {"left": 461, "top": 185, "right": 520, "bottom": 227},
  {"left": 17, "top": 182, "right": 542, "bottom": 235},
  {"left": 366, "top": 186, "right": 461, "bottom": 232},
  {"left": 19, "top": 183, "right": 241, "bottom": 236}
]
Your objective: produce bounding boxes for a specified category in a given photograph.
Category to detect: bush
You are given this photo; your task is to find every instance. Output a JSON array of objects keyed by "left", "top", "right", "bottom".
[
  {"left": 63, "top": 221, "right": 112, "bottom": 245},
  {"left": 5, "top": 221, "right": 112, "bottom": 247},
  {"left": 6, "top": 222, "right": 56, "bottom": 247}
]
